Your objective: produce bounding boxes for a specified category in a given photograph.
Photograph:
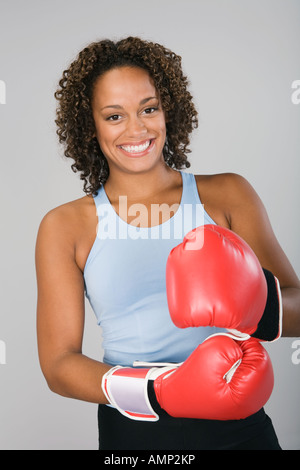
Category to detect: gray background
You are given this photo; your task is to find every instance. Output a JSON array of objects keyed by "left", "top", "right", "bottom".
[{"left": 0, "top": 0, "right": 299, "bottom": 450}]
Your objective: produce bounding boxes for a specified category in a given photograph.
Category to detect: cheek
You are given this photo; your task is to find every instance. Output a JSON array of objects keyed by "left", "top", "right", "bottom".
[
  {"left": 152, "top": 114, "right": 167, "bottom": 137},
  {"left": 95, "top": 123, "right": 117, "bottom": 148},
  {"left": 160, "top": 113, "right": 167, "bottom": 131},
  {"left": 159, "top": 120, "right": 167, "bottom": 142}
]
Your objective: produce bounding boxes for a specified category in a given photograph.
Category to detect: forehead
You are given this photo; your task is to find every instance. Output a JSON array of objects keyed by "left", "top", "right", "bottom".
[{"left": 92, "top": 66, "right": 158, "bottom": 106}]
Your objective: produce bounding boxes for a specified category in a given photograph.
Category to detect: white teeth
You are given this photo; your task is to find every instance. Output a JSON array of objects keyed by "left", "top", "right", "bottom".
[{"left": 120, "top": 140, "right": 151, "bottom": 153}]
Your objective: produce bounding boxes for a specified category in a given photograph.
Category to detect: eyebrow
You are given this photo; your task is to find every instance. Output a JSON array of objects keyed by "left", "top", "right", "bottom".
[{"left": 100, "top": 96, "right": 158, "bottom": 111}]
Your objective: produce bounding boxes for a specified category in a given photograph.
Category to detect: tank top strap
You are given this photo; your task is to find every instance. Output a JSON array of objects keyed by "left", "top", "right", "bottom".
[
  {"left": 180, "top": 171, "right": 202, "bottom": 205},
  {"left": 181, "top": 171, "right": 216, "bottom": 226},
  {"left": 93, "top": 185, "right": 107, "bottom": 206}
]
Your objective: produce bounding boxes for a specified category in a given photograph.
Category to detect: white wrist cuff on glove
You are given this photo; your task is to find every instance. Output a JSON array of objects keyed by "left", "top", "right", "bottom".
[{"left": 102, "top": 363, "right": 178, "bottom": 422}]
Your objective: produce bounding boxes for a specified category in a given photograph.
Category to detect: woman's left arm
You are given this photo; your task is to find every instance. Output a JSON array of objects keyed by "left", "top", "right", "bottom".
[{"left": 226, "top": 173, "right": 300, "bottom": 338}]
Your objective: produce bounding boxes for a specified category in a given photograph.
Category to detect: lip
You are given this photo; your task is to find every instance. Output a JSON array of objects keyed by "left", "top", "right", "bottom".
[{"left": 117, "top": 138, "right": 155, "bottom": 158}]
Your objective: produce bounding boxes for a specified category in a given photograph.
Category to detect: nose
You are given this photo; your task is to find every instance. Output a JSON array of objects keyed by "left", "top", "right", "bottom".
[{"left": 126, "top": 115, "right": 147, "bottom": 138}]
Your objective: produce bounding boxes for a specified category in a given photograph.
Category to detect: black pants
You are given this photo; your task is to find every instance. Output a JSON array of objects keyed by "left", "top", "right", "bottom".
[{"left": 98, "top": 405, "right": 282, "bottom": 450}]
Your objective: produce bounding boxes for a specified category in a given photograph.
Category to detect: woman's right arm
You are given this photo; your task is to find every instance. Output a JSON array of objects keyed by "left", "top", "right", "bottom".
[{"left": 35, "top": 207, "right": 111, "bottom": 404}]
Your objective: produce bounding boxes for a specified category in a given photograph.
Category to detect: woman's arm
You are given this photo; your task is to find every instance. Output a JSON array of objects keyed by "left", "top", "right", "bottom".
[
  {"left": 35, "top": 207, "right": 111, "bottom": 403},
  {"left": 224, "top": 173, "right": 300, "bottom": 338}
]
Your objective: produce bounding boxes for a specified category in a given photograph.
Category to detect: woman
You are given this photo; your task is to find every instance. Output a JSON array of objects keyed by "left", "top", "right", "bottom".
[{"left": 36, "top": 36, "right": 300, "bottom": 450}]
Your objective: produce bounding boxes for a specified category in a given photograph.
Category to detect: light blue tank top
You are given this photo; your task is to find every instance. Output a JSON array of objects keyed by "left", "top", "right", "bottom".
[{"left": 84, "top": 171, "right": 219, "bottom": 367}]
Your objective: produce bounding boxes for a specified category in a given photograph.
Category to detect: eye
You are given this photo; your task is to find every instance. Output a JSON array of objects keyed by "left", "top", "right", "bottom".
[
  {"left": 143, "top": 107, "right": 158, "bottom": 114},
  {"left": 106, "top": 114, "right": 121, "bottom": 121}
]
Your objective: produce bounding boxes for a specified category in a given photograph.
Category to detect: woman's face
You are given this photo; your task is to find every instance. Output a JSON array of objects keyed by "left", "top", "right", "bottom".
[{"left": 92, "top": 66, "right": 167, "bottom": 177}]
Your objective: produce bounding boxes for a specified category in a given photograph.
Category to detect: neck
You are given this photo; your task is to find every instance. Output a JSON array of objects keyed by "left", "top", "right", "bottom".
[{"left": 104, "top": 163, "right": 179, "bottom": 202}]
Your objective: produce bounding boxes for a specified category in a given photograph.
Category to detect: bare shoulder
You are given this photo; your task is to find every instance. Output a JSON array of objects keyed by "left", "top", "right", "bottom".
[
  {"left": 38, "top": 196, "right": 91, "bottom": 225},
  {"left": 195, "top": 172, "right": 257, "bottom": 204},
  {"left": 194, "top": 172, "right": 259, "bottom": 228},
  {"left": 195, "top": 171, "right": 268, "bottom": 232},
  {"left": 37, "top": 196, "right": 94, "bottom": 239},
  {"left": 36, "top": 196, "right": 96, "bottom": 268}
]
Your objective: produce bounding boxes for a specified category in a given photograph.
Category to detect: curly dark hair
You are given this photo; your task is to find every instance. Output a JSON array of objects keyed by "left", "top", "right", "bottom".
[{"left": 54, "top": 36, "right": 198, "bottom": 195}]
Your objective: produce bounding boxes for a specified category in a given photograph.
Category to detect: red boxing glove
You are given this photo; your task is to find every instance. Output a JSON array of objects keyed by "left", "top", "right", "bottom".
[
  {"left": 154, "top": 335, "right": 273, "bottom": 420},
  {"left": 166, "top": 224, "right": 282, "bottom": 341},
  {"left": 102, "top": 335, "right": 273, "bottom": 421}
]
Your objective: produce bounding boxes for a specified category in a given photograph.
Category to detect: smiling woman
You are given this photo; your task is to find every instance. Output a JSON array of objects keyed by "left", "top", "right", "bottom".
[
  {"left": 91, "top": 67, "right": 167, "bottom": 175},
  {"left": 54, "top": 37, "right": 198, "bottom": 195},
  {"left": 36, "top": 35, "right": 300, "bottom": 451}
]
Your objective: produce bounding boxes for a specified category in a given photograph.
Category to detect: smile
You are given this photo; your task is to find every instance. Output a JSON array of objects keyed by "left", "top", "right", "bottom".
[{"left": 119, "top": 139, "right": 152, "bottom": 154}]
